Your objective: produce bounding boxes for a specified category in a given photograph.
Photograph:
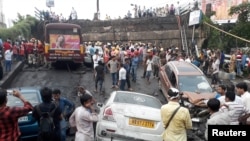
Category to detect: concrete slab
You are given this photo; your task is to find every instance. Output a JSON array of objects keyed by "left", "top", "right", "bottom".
[{"left": 0, "top": 61, "right": 25, "bottom": 89}]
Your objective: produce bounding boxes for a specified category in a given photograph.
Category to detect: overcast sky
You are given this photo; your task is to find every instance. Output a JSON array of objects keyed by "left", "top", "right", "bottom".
[{"left": 3, "top": 0, "right": 194, "bottom": 22}]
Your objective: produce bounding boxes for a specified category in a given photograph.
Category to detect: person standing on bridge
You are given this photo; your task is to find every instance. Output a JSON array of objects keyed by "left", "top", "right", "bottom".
[{"left": 70, "top": 7, "right": 77, "bottom": 20}]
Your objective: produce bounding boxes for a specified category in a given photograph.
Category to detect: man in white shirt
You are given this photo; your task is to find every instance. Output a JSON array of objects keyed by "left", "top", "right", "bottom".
[
  {"left": 146, "top": 55, "right": 153, "bottom": 84},
  {"left": 220, "top": 91, "right": 245, "bottom": 125},
  {"left": 71, "top": 7, "right": 77, "bottom": 20},
  {"left": 205, "top": 98, "right": 230, "bottom": 140},
  {"left": 118, "top": 64, "right": 126, "bottom": 91},
  {"left": 4, "top": 48, "right": 13, "bottom": 72},
  {"left": 211, "top": 56, "right": 220, "bottom": 86},
  {"left": 92, "top": 49, "right": 101, "bottom": 69},
  {"left": 236, "top": 82, "right": 250, "bottom": 124}
]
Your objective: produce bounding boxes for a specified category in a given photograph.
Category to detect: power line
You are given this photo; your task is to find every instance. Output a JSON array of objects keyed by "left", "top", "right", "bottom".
[{"left": 203, "top": 22, "right": 250, "bottom": 43}]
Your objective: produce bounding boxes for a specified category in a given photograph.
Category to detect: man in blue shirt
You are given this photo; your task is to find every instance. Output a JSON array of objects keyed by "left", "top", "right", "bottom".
[
  {"left": 52, "top": 89, "right": 75, "bottom": 141},
  {"left": 89, "top": 43, "right": 95, "bottom": 68}
]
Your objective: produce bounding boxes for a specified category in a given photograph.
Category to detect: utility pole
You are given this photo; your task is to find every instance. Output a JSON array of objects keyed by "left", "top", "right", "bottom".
[
  {"left": 93, "top": 0, "right": 100, "bottom": 20},
  {"left": 97, "top": 0, "right": 99, "bottom": 13}
]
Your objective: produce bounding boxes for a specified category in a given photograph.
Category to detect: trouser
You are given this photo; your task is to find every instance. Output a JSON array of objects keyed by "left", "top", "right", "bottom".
[
  {"left": 60, "top": 119, "right": 67, "bottom": 141},
  {"left": 126, "top": 75, "right": 131, "bottom": 88},
  {"left": 90, "top": 55, "right": 93, "bottom": 67},
  {"left": 131, "top": 65, "right": 137, "bottom": 81},
  {"left": 142, "top": 69, "right": 146, "bottom": 78},
  {"left": 153, "top": 64, "right": 159, "bottom": 77},
  {"left": 5, "top": 60, "right": 11, "bottom": 72},
  {"left": 111, "top": 72, "right": 117, "bottom": 86},
  {"left": 236, "top": 61, "right": 242, "bottom": 75},
  {"left": 95, "top": 78, "right": 104, "bottom": 92},
  {"left": 119, "top": 80, "right": 126, "bottom": 90},
  {"left": 211, "top": 72, "right": 220, "bottom": 85}
]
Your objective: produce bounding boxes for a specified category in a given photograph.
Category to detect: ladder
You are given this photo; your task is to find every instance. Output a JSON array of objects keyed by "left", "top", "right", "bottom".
[{"left": 180, "top": 25, "right": 189, "bottom": 55}]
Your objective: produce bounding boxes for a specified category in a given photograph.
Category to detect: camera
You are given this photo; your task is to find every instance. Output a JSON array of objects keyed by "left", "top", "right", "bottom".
[{"left": 7, "top": 90, "right": 13, "bottom": 95}]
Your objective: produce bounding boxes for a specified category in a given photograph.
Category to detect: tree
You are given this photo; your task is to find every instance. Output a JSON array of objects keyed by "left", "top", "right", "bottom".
[
  {"left": 229, "top": 2, "right": 250, "bottom": 23},
  {"left": 202, "top": 2, "right": 250, "bottom": 51},
  {"left": 12, "top": 13, "right": 25, "bottom": 25},
  {"left": 0, "top": 13, "right": 38, "bottom": 41},
  {"left": 228, "top": 2, "right": 250, "bottom": 48}
]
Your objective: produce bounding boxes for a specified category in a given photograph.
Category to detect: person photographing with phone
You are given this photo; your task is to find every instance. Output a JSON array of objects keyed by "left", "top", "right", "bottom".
[{"left": 0, "top": 89, "right": 33, "bottom": 141}]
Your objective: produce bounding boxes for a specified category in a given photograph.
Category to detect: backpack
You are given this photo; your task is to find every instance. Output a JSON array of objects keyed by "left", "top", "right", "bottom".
[{"left": 36, "top": 103, "right": 57, "bottom": 140}]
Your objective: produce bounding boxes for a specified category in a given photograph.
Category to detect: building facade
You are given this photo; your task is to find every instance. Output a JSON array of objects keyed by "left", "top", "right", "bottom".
[{"left": 201, "top": 0, "right": 248, "bottom": 23}]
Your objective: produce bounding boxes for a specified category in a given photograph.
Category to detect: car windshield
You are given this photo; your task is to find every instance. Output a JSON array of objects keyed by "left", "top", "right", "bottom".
[
  {"left": 113, "top": 92, "right": 162, "bottom": 109},
  {"left": 178, "top": 75, "right": 213, "bottom": 93},
  {"left": 7, "top": 92, "right": 40, "bottom": 107}
]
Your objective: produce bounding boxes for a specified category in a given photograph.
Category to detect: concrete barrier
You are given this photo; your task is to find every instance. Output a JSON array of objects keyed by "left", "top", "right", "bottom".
[{"left": 0, "top": 61, "right": 25, "bottom": 89}]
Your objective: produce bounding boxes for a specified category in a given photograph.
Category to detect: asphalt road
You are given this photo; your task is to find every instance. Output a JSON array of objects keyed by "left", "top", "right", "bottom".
[{"left": 9, "top": 63, "right": 213, "bottom": 141}]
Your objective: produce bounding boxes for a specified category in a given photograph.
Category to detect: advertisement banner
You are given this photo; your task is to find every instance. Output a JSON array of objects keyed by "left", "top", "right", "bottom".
[
  {"left": 189, "top": 10, "right": 202, "bottom": 26},
  {"left": 201, "top": 0, "right": 248, "bottom": 21},
  {"left": 46, "top": 0, "right": 55, "bottom": 7},
  {"left": 49, "top": 34, "right": 80, "bottom": 50}
]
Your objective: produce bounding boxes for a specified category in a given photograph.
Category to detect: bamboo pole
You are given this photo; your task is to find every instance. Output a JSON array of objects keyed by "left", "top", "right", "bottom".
[{"left": 203, "top": 22, "right": 250, "bottom": 43}]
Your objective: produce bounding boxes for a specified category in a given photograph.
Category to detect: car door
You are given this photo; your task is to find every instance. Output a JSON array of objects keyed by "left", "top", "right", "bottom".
[
  {"left": 159, "top": 64, "right": 172, "bottom": 98},
  {"left": 165, "top": 65, "right": 173, "bottom": 91}
]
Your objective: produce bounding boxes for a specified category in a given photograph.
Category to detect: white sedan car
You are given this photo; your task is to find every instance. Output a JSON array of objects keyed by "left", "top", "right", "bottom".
[{"left": 96, "top": 91, "right": 164, "bottom": 141}]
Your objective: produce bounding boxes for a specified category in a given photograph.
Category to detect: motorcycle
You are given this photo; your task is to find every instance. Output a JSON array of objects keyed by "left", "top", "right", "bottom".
[{"left": 179, "top": 92, "right": 210, "bottom": 140}]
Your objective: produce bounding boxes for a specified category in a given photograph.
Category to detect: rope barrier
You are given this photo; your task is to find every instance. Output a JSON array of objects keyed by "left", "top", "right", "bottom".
[{"left": 203, "top": 22, "right": 250, "bottom": 43}]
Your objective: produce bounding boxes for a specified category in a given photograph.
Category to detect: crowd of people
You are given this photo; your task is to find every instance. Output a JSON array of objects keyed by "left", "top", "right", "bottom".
[
  {"left": 85, "top": 41, "right": 250, "bottom": 92},
  {"left": 0, "top": 37, "right": 47, "bottom": 80},
  {"left": 0, "top": 85, "right": 98, "bottom": 141},
  {"left": 123, "top": 3, "right": 176, "bottom": 19},
  {"left": 41, "top": 7, "right": 77, "bottom": 22},
  {"left": 87, "top": 41, "right": 250, "bottom": 140},
  {"left": 1, "top": 39, "right": 250, "bottom": 141},
  {"left": 105, "top": 3, "right": 177, "bottom": 20}
]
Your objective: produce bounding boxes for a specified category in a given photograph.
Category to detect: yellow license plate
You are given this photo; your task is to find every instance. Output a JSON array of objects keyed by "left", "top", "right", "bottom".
[{"left": 129, "top": 118, "right": 155, "bottom": 128}]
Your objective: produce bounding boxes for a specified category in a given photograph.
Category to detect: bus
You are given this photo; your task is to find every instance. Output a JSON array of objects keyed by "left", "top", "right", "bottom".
[{"left": 44, "top": 23, "right": 85, "bottom": 65}]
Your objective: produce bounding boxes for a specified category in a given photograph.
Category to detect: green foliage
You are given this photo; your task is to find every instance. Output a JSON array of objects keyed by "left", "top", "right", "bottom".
[
  {"left": 202, "top": 2, "right": 250, "bottom": 52},
  {"left": 0, "top": 13, "right": 38, "bottom": 41},
  {"left": 229, "top": 2, "right": 250, "bottom": 23},
  {"left": 201, "top": 12, "right": 223, "bottom": 49}
]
